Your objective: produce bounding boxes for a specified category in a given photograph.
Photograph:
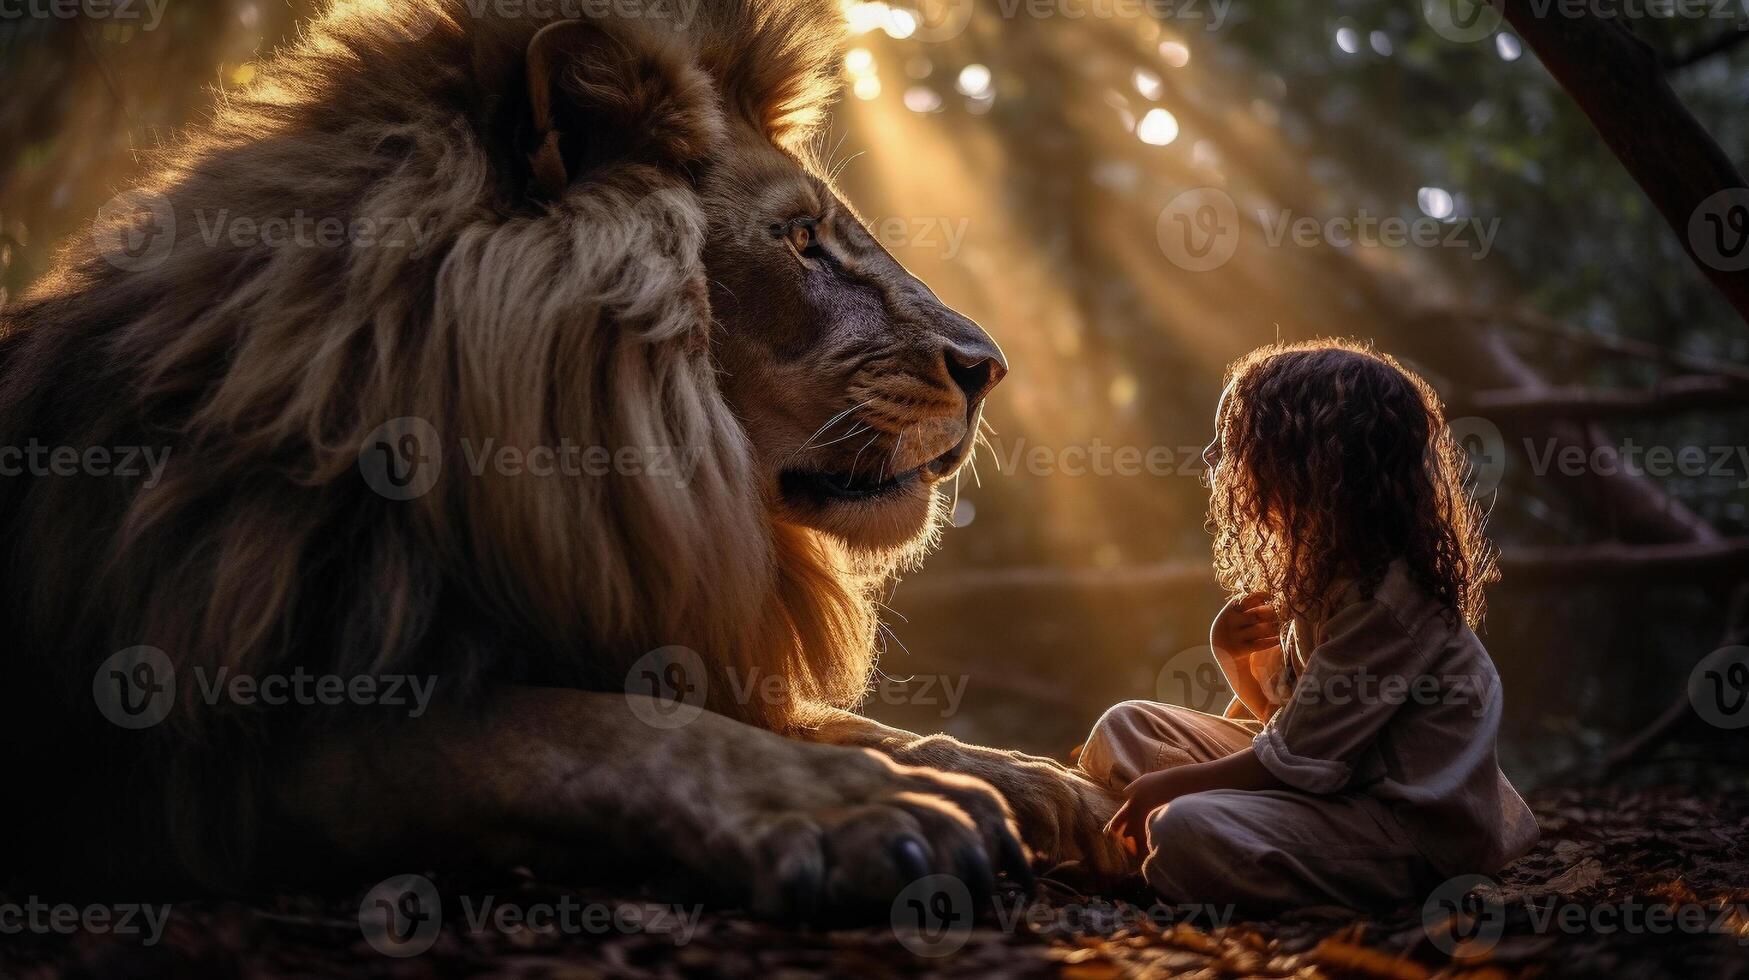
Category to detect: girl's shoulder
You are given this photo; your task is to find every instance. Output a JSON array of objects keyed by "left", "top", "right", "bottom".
[
  {"left": 1299, "top": 560, "right": 1488, "bottom": 678},
  {"left": 1330, "top": 559, "right": 1449, "bottom": 640}
]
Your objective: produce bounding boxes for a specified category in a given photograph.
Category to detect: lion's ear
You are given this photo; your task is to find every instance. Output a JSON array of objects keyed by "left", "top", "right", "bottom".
[{"left": 522, "top": 19, "right": 724, "bottom": 199}]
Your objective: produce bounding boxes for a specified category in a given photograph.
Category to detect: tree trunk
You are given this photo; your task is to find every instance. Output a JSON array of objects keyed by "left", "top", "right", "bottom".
[{"left": 1499, "top": 2, "right": 1749, "bottom": 323}]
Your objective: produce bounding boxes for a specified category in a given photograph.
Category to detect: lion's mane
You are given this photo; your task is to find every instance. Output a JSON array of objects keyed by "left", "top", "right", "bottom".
[{"left": 0, "top": 0, "right": 883, "bottom": 886}]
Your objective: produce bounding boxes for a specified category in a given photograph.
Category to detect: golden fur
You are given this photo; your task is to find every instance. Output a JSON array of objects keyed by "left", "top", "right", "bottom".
[
  {"left": 7, "top": 0, "right": 869, "bottom": 739},
  {"left": 0, "top": 0, "right": 1124, "bottom": 899}
]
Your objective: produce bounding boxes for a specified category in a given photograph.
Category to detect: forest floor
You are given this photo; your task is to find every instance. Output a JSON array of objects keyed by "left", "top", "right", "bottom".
[{"left": 5, "top": 783, "right": 1747, "bottom": 979}]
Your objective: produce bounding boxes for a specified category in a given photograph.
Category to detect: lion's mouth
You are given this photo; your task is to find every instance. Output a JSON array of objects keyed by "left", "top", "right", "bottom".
[{"left": 780, "top": 430, "right": 973, "bottom": 506}]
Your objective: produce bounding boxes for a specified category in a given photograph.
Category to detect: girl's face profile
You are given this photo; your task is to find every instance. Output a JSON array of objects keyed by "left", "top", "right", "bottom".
[{"left": 1202, "top": 381, "right": 1233, "bottom": 488}]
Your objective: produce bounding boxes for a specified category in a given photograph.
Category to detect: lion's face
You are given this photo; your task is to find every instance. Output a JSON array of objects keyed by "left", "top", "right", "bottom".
[{"left": 701, "top": 128, "right": 1006, "bottom": 552}]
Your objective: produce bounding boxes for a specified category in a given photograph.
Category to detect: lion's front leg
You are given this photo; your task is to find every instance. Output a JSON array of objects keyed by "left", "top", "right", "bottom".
[
  {"left": 268, "top": 687, "right": 1033, "bottom": 919},
  {"left": 804, "top": 710, "right": 1137, "bottom": 880}
]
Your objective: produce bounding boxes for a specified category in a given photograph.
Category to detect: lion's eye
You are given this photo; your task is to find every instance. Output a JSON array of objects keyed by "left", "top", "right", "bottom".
[{"left": 781, "top": 217, "right": 822, "bottom": 256}]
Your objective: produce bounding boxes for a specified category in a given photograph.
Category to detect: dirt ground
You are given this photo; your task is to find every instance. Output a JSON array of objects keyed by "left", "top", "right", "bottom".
[{"left": 4, "top": 783, "right": 1747, "bottom": 979}]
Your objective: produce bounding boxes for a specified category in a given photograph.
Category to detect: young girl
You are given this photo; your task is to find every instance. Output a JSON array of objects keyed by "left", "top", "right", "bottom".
[{"left": 1080, "top": 340, "right": 1537, "bottom": 909}]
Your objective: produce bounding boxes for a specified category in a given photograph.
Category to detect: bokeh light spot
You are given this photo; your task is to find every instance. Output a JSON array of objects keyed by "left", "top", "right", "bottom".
[
  {"left": 957, "top": 63, "right": 992, "bottom": 98},
  {"left": 1136, "top": 108, "right": 1179, "bottom": 146}
]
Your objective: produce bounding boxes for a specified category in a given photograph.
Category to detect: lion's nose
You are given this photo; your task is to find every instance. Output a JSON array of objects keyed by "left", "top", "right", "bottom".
[
  {"left": 945, "top": 347, "right": 1005, "bottom": 405},
  {"left": 942, "top": 327, "right": 1008, "bottom": 406}
]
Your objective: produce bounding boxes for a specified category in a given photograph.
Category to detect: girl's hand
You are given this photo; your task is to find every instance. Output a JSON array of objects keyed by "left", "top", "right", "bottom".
[
  {"left": 1211, "top": 592, "right": 1280, "bottom": 659},
  {"left": 1103, "top": 769, "right": 1188, "bottom": 855},
  {"left": 1211, "top": 593, "right": 1285, "bottom": 721}
]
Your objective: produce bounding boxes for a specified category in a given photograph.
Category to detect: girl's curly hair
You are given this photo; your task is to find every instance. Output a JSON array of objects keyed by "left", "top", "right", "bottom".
[{"left": 1208, "top": 339, "right": 1498, "bottom": 630}]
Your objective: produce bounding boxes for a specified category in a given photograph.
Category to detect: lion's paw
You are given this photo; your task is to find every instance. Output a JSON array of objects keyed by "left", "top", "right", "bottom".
[
  {"left": 886, "top": 737, "right": 1139, "bottom": 882},
  {"left": 734, "top": 749, "right": 1033, "bottom": 921}
]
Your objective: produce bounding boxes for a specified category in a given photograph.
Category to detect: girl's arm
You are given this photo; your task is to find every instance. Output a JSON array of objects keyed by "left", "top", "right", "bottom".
[
  {"left": 1210, "top": 593, "right": 1280, "bottom": 721},
  {"left": 1104, "top": 748, "right": 1286, "bottom": 853}
]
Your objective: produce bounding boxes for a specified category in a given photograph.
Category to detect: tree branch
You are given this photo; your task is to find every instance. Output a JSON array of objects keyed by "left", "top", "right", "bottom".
[
  {"left": 1481, "top": 306, "right": 1749, "bottom": 385},
  {"left": 1452, "top": 374, "right": 1749, "bottom": 421},
  {"left": 898, "top": 538, "right": 1749, "bottom": 606},
  {"left": 1664, "top": 27, "right": 1749, "bottom": 71},
  {"left": 1498, "top": 3, "right": 1749, "bottom": 323},
  {"left": 1601, "top": 582, "right": 1749, "bottom": 774},
  {"left": 1405, "top": 313, "right": 1720, "bottom": 544}
]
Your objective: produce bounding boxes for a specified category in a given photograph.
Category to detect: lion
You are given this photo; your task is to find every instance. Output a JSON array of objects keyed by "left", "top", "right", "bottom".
[{"left": 0, "top": 0, "right": 1128, "bottom": 916}]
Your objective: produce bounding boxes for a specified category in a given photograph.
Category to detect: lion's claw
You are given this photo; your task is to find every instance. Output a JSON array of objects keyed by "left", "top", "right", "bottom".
[
  {"left": 739, "top": 747, "right": 1027, "bottom": 921},
  {"left": 892, "top": 837, "right": 930, "bottom": 880}
]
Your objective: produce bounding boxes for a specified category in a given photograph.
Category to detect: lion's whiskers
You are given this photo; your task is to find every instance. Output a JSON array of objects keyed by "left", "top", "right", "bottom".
[
  {"left": 845, "top": 431, "right": 881, "bottom": 487},
  {"left": 826, "top": 150, "right": 866, "bottom": 187},
  {"left": 791, "top": 399, "right": 871, "bottom": 459},
  {"left": 879, "top": 429, "right": 906, "bottom": 483},
  {"left": 808, "top": 421, "right": 871, "bottom": 452},
  {"left": 874, "top": 620, "right": 914, "bottom": 662}
]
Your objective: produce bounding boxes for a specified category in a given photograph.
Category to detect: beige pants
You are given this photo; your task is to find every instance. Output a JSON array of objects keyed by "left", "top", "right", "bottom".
[{"left": 1079, "top": 701, "right": 1437, "bottom": 910}]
